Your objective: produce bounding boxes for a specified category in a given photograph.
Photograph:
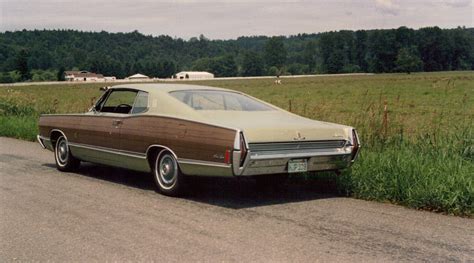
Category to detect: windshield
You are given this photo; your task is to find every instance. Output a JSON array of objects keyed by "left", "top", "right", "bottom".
[{"left": 169, "top": 90, "right": 275, "bottom": 111}]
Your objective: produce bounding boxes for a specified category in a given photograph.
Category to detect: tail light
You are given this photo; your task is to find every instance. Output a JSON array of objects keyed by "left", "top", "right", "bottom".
[
  {"left": 351, "top": 129, "right": 360, "bottom": 161},
  {"left": 239, "top": 133, "right": 247, "bottom": 167},
  {"left": 224, "top": 149, "right": 231, "bottom": 164}
]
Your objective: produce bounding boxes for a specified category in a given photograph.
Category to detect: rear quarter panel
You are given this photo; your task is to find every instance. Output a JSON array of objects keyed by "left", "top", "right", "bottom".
[{"left": 120, "top": 115, "right": 237, "bottom": 163}]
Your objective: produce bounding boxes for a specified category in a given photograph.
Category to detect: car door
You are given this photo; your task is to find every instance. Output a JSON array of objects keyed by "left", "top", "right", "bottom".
[
  {"left": 118, "top": 90, "right": 151, "bottom": 153},
  {"left": 78, "top": 89, "right": 138, "bottom": 151}
]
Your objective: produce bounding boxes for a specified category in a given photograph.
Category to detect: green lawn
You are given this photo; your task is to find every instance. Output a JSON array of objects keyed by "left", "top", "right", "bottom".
[{"left": 1, "top": 72, "right": 473, "bottom": 216}]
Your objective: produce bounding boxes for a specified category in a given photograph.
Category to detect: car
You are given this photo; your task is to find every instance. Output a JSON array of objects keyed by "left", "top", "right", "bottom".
[{"left": 37, "top": 84, "right": 360, "bottom": 196}]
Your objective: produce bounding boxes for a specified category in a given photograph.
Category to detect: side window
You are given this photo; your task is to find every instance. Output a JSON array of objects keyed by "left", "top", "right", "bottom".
[
  {"left": 131, "top": 91, "right": 149, "bottom": 114},
  {"left": 100, "top": 90, "right": 137, "bottom": 114}
]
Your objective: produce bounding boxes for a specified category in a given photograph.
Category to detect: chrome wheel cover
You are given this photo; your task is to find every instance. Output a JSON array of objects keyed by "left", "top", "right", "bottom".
[
  {"left": 156, "top": 154, "right": 178, "bottom": 189},
  {"left": 55, "top": 137, "right": 69, "bottom": 166}
]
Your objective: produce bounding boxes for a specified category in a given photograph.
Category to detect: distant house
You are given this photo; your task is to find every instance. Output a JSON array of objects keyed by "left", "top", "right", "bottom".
[
  {"left": 104, "top": 76, "right": 116, "bottom": 82},
  {"left": 175, "top": 71, "right": 214, "bottom": 80},
  {"left": 65, "top": 71, "right": 104, "bottom": 82},
  {"left": 126, "top": 73, "right": 150, "bottom": 80}
]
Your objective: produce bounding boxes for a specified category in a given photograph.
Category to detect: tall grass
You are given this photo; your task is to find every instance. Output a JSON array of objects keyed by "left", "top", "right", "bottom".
[
  {"left": 0, "top": 73, "right": 473, "bottom": 215},
  {"left": 338, "top": 129, "right": 473, "bottom": 216},
  {"left": 0, "top": 97, "right": 40, "bottom": 140}
]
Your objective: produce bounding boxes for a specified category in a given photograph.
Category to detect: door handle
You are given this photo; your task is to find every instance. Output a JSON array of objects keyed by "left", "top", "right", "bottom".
[{"left": 112, "top": 120, "right": 123, "bottom": 127}]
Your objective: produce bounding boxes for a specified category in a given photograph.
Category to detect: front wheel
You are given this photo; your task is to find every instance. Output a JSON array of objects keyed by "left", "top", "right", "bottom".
[
  {"left": 54, "top": 135, "right": 80, "bottom": 171},
  {"left": 152, "top": 151, "right": 185, "bottom": 196}
]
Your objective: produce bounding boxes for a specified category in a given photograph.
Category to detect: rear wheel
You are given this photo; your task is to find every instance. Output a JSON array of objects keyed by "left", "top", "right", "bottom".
[
  {"left": 54, "top": 136, "right": 80, "bottom": 171},
  {"left": 152, "top": 151, "right": 185, "bottom": 196}
]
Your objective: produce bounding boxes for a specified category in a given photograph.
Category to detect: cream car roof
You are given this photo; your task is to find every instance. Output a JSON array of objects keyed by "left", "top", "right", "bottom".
[
  {"left": 110, "top": 83, "right": 247, "bottom": 119},
  {"left": 111, "top": 83, "right": 233, "bottom": 94}
]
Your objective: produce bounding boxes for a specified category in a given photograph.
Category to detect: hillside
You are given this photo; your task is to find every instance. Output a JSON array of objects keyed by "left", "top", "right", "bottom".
[{"left": 0, "top": 27, "right": 473, "bottom": 81}]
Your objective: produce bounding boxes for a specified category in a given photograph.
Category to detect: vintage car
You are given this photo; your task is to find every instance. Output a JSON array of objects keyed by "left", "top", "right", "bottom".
[{"left": 37, "top": 84, "right": 360, "bottom": 196}]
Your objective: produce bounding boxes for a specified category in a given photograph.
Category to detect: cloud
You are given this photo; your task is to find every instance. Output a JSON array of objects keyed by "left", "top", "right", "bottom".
[
  {"left": 374, "top": 0, "right": 400, "bottom": 15},
  {"left": 442, "top": 0, "right": 472, "bottom": 7},
  {"left": 1, "top": 0, "right": 472, "bottom": 39}
]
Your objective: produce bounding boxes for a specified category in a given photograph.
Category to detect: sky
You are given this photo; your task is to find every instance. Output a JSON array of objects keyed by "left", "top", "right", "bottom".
[{"left": 0, "top": 0, "right": 472, "bottom": 39}]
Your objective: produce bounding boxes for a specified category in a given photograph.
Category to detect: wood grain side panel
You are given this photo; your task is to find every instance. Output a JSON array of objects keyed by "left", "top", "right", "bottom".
[
  {"left": 39, "top": 114, "right": 238, "bottom": 164},
  {"left": 39, "top": 115, "right": 84, "bottom": 142},
  {"left": 39, "top": 115, "right": 120, "bottom": 149},
  {"left": 120, "top": 116, "right": 236, "bottom": 163},
  {"left": 76, "top": 116, "right": 119, "bottom": 149}
]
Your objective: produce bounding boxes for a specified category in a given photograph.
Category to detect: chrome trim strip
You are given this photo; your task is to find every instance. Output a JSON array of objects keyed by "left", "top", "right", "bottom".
[
  {"left": 50, "top": 129, "right": 68, "bottom": 142},
  {"left": 68, "top": 142, "right": 147, "bottom": 159},
  {"left": 178, "top": 158, "right": 231, "bottom": 168},
  {"left": 145, "top": 144, "right": 178, "bottom": 160},
  {"left": 248, "top": 140, "right": 346, "bottom": 152},
  {"left": 249, "top": 149, "right": 351, "bottom": 160}
]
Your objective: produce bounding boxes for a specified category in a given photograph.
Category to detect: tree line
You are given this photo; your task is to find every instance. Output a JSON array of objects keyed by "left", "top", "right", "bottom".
[{"left": 0, "top": 26, "right": 472, "bottom": 82}]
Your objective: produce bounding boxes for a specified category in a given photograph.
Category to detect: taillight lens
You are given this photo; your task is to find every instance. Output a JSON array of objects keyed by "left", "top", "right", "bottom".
[
  {"left": 240, "top": 133, "right": 247, "bottom": 167},
  {"left": 351, "top": 130, "right": 360, "bottom": 161},
  {"left": 224, "top": 149, "right": 231, "bottom": 164}
]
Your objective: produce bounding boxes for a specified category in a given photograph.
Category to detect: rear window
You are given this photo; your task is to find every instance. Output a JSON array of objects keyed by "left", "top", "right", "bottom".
[{"left": 169, "top": 90, "right": 274, "bottom": 111}]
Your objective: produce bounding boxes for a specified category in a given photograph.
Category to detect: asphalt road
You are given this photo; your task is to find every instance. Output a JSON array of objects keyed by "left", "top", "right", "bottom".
[{"left": 0, "top": 137, "right": 473, "bottom": 262}]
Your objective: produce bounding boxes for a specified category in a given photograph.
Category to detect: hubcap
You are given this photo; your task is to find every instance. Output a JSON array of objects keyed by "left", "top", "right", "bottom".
[
  {"left": 158, "top": 155, "right": 177, "bottom": 187},
  {"left": 57, "top": 138, "right": 68, "bottom": 164}
]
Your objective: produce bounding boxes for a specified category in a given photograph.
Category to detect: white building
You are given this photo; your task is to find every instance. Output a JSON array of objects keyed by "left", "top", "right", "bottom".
[
  {"left": 126, "top": 73, "right": 150, "bottom": 81},
  {"left": 104, "top": 76, "right": 116, "bottom": 82},
  {"left": 65, "top": 71, "right": 104, "bottom": 82},
  {"left": 175, "top": 71, "right": 214, "bottom": 80}
]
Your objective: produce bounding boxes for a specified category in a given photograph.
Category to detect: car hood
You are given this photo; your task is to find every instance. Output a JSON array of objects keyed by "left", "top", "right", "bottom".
[{"left": 199, "top": 110, "right": 353, "bottom": 143}]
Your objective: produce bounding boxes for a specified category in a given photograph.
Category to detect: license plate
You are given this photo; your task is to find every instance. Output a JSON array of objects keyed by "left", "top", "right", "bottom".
[{"left": 288, "top": 159, "right": 307, "bottom": 173}]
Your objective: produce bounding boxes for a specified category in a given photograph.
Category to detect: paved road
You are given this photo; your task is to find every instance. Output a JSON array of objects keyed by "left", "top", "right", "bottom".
[{"left": 0, "top": 137, "right": 472, "bottom": 262}]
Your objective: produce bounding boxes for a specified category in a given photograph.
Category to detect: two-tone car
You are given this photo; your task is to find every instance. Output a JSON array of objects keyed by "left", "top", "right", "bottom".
[{"left": 37, "top": 84, "right": 360, "bottom": 196}]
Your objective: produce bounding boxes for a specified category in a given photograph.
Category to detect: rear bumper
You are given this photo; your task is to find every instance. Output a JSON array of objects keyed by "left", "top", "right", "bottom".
[{"left": 233, "top": 148, "right": 353, "bottom": 176}]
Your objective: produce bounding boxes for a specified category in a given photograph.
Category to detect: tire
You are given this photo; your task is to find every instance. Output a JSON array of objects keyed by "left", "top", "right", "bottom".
[
  {"left": 54, "top": 135, "right": 80, "bottom": 171},
  {"left": 152, "top": 151, "right": 185, "bottom": 196}
]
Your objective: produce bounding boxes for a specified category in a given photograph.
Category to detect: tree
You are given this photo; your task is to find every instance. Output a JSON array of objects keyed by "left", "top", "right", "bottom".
[
  {"left": 416, "top": 27, "right": 450, "bottom": 71},
  {"left": 0, "top": 28, "right": 472, "bottom": 81},
  {"left": 355, "top": 30, "right": 368, "bottom": 71},
  {"left": 395, "top": 47, "right": 423, "bottom": 73},
  {"left": 57, "top": 66, "right": 65, "bottom": 81},
  {"left": 241, "top": 51, "right": 264, "bottom": 76},
  {"left": 367, "top": 30, "right": 398, "bottom": 73},
  {"left": 15, "top": 49, "right": 31, "bottom": 81},
  {"left": 192, "top": 55, "right": 237, "bottom": 77},
  {"left": 264, "top": 36, "right": 287, "bottom": 70},
  {"left": 157, "top": 60, "right": 176, "bottom": 78},
  {"left": 0, "top": 72, "right": 13, "bottom": 83},
  {"left": 303, "top": 40, "right": 318, "bottom": 72},
  {"left": 287, "top": 63, "right": 308, "bottom": 75},
  {"left": 214, "top": 55, "right": 238, "bottom": 77},
  {"left": 326, "top": 49, "right": 345, "bottom": 73}
]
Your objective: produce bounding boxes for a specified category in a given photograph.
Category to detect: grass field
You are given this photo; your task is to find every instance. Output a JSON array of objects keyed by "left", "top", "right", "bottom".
[{"left": 1, "top": 72, "right": 473, "bottom": 216}]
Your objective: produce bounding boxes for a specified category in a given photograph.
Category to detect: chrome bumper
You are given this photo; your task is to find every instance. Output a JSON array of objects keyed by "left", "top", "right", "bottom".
[{"left": 233, "top": 148, "right": 354, "bottom": 176}]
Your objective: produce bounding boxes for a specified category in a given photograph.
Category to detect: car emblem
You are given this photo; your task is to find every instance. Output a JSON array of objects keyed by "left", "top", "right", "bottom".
[
  {"left": 294, "top": 132, "right": 306, "bottom": 141},
  {"left": 213, "top": 153, "right": 224, "bottom": 160}
]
